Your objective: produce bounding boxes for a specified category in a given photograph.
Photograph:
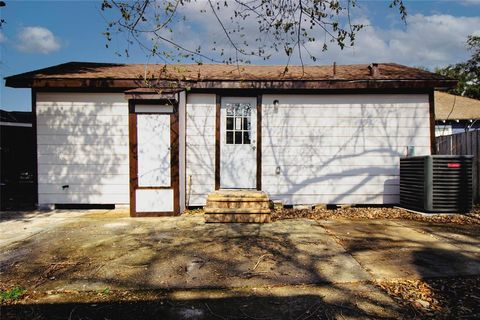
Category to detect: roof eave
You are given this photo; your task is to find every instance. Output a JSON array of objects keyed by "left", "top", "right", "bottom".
[{"left": 4, "top": 77, "right": 457, "bottom": 90}]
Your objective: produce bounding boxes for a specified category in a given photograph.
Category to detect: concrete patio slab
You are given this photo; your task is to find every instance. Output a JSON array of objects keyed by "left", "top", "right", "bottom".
[
  {"left": 0, "top": 210, "right": 98, "bottom": 247},
  {"left": 1, "top": 210, "right": 480, "bottom": 295},
  {"left": 1, "top": 213, "right": 371, "bottom": 292},
  {"left": 319, "top": 219, "right": 480, "bottom": 280},
  {"left": 395, "top": 220, "right": 480, "bottom": 255}
]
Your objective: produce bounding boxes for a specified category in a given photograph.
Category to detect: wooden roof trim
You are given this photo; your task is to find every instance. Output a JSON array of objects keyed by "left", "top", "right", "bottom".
[
  {"left": 6, "top": 78, "right": 457, "bottom": 90},
  {"left": 124, "top": 87, "right": 183, "bottom": 100},
  {"left": 124, "top": 93, "right": 180, "bottom": 101}
]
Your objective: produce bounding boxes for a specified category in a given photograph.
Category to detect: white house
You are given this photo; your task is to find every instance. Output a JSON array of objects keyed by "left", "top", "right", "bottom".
[{"left": 5, "top": 62, "right": 456, "bottom": 217}]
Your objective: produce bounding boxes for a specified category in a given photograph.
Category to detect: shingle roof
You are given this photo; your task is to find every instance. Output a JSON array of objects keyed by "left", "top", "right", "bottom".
[
  {"left": 6, "top": 61, "right": 448, "bottom": 81},
  {"left": 4, "top": 61, "right": 456, "bottom": 89},
  {"left": 435, "top": 91, "right": 480, "bottom": 120}
]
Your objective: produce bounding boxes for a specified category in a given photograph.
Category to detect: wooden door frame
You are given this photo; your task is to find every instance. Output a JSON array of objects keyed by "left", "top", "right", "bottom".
[
  {"left": 215, "top": 94, "right": 262, "bottom": 191},
  {"left": 129, "top": 100, "right": 180, "bottom": 217}
]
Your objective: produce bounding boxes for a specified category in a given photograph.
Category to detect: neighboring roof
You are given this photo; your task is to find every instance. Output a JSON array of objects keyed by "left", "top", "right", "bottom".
[
  {"left": 5, "top": 61, "right": 456, "bottom": 90},
  {"left": 0, "top": 109, "right": 33, "bottom": 124},
  {"left": 435, "top": 91, "right": 480, "bottom": 121}
]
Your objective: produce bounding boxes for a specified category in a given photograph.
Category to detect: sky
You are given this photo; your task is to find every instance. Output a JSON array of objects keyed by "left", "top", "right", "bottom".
[{"left": 1, "top": 0, "right": 480, "bottom": 111}]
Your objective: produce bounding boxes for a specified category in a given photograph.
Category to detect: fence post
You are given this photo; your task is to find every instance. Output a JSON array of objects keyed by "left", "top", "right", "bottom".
[
  {"left": 473, "top": 159, "right": 479, "bottom": 205},
  {"left": 478, "top": 132, "right": 479, "bottom": 204}
]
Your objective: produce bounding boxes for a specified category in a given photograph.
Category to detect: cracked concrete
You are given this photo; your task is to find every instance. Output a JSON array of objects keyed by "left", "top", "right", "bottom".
[
  {"left": 1, "top": 210, "right": 479, "bottom": 292},
  {"left": 1, "top": 210, "right": 480, "bottom": 319},
  {"left": 318, "top": 219, "right": 480, "bottom": 280}
]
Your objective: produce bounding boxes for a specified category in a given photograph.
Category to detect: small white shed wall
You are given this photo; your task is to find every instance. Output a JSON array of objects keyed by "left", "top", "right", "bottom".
[
  {"left": 185, "top": 93, "right": 216, "bottom": 206},
  {"left": 36, "top": 92, "right": 129, "bottom": 205},
  {"left": 262, "top": 94, "right": 431, "bottom": 205}
]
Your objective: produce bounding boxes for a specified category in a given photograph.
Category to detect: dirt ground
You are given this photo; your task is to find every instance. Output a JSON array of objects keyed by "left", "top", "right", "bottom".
[{"left": 1, "top": 208, "right": 480, "bottom": 319}]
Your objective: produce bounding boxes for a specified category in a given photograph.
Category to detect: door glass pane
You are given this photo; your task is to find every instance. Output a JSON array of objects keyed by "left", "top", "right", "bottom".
[
  {"left": 243, "top": 131, "right": 251, "bottom": 144},
  {"left": 235, "top": 117, "right": 242, "bottom": 130},
  {"left": 243, "top": 117, "right": 250, "bottom": 130},
  {"left": 226, "top": 117, "right": 234, "bottom": 130},
  {"left": 226, "top": 131, "right": 234, "bottom": 144},
  {"left": 234, "top": 131, "right": 243, "bottom": 144}
]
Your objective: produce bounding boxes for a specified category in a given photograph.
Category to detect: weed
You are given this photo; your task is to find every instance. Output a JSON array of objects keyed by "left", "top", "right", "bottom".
[{"left": 0, "top": 286, "right": 26, "bottom": 302}]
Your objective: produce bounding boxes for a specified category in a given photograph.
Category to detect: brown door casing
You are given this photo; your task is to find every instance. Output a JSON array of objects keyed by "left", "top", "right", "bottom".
[
  {"left": 214, "top": 94, "right": 262, "bottom": 191},
  {"left": 129, "top": 100, "right": 180, "bottom": 217}
]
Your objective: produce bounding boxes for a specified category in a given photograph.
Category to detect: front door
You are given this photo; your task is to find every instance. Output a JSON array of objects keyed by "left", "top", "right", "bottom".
[{"left": 220, "top": 97, "right": 257, "bottom": 189}]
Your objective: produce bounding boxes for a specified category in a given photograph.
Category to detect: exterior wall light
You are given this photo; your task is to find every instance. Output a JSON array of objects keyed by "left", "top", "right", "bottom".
[{"left": 273, "top": 99, "right": 279, "bottom": 113}]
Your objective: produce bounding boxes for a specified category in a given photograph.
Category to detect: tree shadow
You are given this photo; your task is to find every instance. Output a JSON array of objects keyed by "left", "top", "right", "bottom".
[
  {"left": 374, "top": 248, "right": 480, "bottom": 319},
  {"left": 2, "top": 215, "right": 480, "bottom": 318},
  {"left": 1, "top": 217, "right": 405, "bottom": 319},
  {"left": 0, "top": 210, "right": 62, "bottom": 223},
  {"left": 319, "top": 219, "right": 480, "bottom": 318},
  {"left": 0, "top": 292, "right": 395, "bottom": 320},
  {"left": 185, "top": 94, "right": 216, "bottom": 206},
  {"left": 183, "top": 93, "right": 429, "bottom": 208},
  {"left": 259, "top": 94, "right": 428, "bottom": 206},
  {"left": 35, "top": 92, "right": 128, "bottom": 207}
]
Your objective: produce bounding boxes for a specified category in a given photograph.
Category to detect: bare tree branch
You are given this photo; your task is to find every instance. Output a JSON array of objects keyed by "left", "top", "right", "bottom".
[{"left": 100, "top": 0, "right": 408, "bottom": 66}]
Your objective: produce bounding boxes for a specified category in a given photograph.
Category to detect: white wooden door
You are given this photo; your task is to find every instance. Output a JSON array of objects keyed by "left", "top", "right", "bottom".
[
  {"left": 135, "top": 114, "right": 174, "bottom": 212},
  {"left": 220, "top": 97, "right": 257, "bottom": 189},
  {"left": 137, "top": 114, "right": 171, "bottom": 187}
]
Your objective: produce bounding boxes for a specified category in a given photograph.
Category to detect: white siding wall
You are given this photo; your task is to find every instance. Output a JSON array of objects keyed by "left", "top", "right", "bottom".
[
  {"left": 262, "top": 94, "right": 431, "bottom": 205},
  {"left": 185, "top": 94, "right": 216, "bottom": 206},
  {"left": 179, "top": 91, "right": 187, "bottom": 212},
  {"left": 36, "top": 92, "right": 129, "bottom": 205}
]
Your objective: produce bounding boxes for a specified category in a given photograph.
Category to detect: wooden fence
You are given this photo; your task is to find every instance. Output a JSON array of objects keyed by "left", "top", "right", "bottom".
[{"left": 436, "top": 130, "right": 480, "bottom": 204}]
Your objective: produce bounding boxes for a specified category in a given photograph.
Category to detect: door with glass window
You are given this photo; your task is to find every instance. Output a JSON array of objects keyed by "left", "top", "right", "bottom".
[{"left": 220, "top": 97, "right": 257, "bottom": 189}]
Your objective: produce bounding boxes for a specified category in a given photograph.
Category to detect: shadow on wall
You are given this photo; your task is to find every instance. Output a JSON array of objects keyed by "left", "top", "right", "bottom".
[
  {"left": 36, "top": 93, "right": 130, "bottom": 207},
  {"left": 260, "top": 95, "right": 428, "bottom": 205},
  {"left": 383, "top": 178, "right": 399, "bottom": 204},
  {"left": 185, "top": 96, "right": 216, "bottom": 206},
  {"left": 174, "top": 94, "right": 429, "bottom": 207}
]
